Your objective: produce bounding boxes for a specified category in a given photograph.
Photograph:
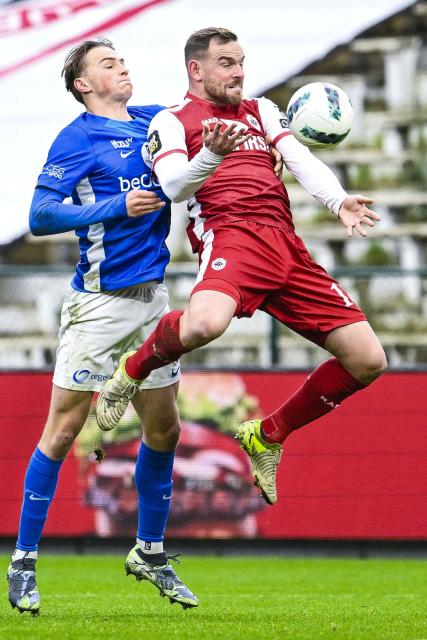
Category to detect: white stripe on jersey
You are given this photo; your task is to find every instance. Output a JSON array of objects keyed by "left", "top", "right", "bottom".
[
  {"left": 195, "top": 228, "right": 214, "bottom": 286},
  {"left": 167, "top": 98, "right": 192, "bottom": 113},
  {"left": 76, "top": 177, "right": 106, "bottom": 293},
  {"left": 84, "top": 223, "right": 106, "bottom": 292},
  {"left": 188, "top": 196, "right": 204, "bottom": 239}
]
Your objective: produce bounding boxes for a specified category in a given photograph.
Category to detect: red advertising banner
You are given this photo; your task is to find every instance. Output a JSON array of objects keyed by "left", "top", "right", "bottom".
[{"left": 1, "top": 371, "right": 426, "bottom": 540}]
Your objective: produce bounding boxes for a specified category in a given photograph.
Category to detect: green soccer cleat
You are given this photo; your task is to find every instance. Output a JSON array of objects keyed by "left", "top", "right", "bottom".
[
  {"left": 96, "top": 351, "right": 140, "bottom": 431},
  {"left": 7, "top": 555, "right": 40, "bottom": 615},
  {"left": 235, "top": 419, "right": 282, "bottom": 505},
  {"left": 125, "top": 545, "right": 198, "bottom": 610}
]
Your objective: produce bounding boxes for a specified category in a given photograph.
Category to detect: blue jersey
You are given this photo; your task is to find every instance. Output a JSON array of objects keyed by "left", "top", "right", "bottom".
[{"left": 34, "top": 105, "right": 170, "bottom": 292}]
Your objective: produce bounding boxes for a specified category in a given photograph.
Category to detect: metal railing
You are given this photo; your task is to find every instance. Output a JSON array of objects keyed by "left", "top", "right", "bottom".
[{"left": 0, "top": 265, "right": 426, "bottom": 370}]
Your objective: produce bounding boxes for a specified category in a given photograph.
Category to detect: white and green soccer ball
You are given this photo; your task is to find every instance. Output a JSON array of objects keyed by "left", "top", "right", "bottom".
[{"left": 286, "top": 82, "right": 354, "bottom": 150}]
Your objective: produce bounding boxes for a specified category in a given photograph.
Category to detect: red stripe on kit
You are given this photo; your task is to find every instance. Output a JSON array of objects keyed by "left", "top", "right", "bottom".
[
  {"left": 272, "top": 131, "right": 293, "bottom": 146},
  {"left": 153, "top": 149, "right": 188, "bottom": 169}
]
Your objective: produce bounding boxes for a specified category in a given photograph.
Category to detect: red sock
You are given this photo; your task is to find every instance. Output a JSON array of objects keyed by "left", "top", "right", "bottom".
[
  {"left": 125, "top": 310, "right": 190, "bottom": 380},
  {"left": 261, "top": 358, "right": 366, "bottom": 444}
]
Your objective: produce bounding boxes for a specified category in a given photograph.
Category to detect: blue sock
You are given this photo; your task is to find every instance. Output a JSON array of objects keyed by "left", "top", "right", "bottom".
[
  {"left": 16, "top": 447, "right": 63, "bottom": 552},
  {"left": 135, "top": 442, "right": 174, "bottom": 542}
]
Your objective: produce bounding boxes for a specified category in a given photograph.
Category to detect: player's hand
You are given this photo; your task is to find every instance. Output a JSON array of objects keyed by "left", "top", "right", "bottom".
[
  {"left": 202, "top": 122, "right": 251, "bottom": 156},
  {"left": 265, "top": 135, "right": 283, "bottom": 179},
  {"left": 338, "top": 195, "right": 381, "bottom": 238},
  {"left": 125, "top": 189, "right": 165, "bottom": 217}
]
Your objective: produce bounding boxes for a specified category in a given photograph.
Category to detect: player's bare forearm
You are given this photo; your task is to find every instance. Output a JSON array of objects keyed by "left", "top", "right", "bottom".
[{"left": 337, "top": 195, "right": 381, "bottom": 238}]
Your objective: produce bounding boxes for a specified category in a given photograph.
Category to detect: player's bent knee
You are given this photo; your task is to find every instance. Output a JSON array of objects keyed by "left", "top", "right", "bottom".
[
  {"left": 363, "top": 346, "right": 388, "bottom": 383},
  {"left": 186, "top": 315, "right": 228, "bottom": 346}
]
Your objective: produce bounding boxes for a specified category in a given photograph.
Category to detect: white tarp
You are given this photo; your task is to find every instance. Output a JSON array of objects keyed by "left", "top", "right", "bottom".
[{"left": 0, "top": 0, "right": 413, "bottom": 245}]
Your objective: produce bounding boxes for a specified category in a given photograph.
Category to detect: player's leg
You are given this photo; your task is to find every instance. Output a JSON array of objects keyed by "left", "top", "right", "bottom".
[
  {"left": 96, "top": 224, "right": 250, "bottom": 431},
  {"left": 235, "top": 319, "right": 386, "bottom": 505},
  {"left": 8, "top": 386, "right": 92, "bottom": 614},
  {"left": 8, "top": 283, "right": 130, "bottom": 614},
  {"left": 260, "top": 324, "right": 386, "bottom": 446},
  {"left": 237, "top": 231, "right": 387, "bottom": 504},
  {"left": 124, "top": 382, "right": 198, "bottom": 608},
  {"left": 96, "top": 288, "right": 236, "bottom": 431},
  {"left": 126, "top": 287, "right": 237, "bottom": 377},
  {"left": 324, "top": 320, "right": 387, "bottom": 384}
]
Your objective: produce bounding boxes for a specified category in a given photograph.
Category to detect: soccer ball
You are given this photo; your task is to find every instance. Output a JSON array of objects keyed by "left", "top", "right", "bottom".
[{"left": 286, "top": 82, "right": 354, "bottom": 150}]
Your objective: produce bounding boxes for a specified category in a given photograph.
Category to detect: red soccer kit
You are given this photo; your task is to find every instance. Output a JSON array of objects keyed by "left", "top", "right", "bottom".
[{"left": 148, "top": 93, "right": 365, "bottom": 346}]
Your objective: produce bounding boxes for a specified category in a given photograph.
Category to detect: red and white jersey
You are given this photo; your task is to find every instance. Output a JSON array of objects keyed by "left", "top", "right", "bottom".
[{"left": 148, "top": 93, "right": 295, "bottom": 245}]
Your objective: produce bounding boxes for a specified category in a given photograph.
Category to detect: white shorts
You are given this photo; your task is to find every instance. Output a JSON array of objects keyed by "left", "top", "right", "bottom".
[{"left": 53, "top": 282, "right": 181, "bottom": 392}]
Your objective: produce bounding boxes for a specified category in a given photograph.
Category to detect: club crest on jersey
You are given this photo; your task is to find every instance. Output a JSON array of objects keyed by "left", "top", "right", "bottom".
[
  {"left": 148, "top": 130, "right": 162, "bottom": 157},
  {"left": 141, "top": 142, "right": 152, "bottom": 168},
  {"left": 211, "top": 257, "right": 227, "bottom": 271},
  {"left": 246, "top": 114, "right": 261, "bottom": 132}
]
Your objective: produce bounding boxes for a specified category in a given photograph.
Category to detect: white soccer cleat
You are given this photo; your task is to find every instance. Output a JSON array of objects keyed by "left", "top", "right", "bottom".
[
  {"left": 7, "top": 555, "right": 40, "bottom": 615},
  {"left": 96, "top": 351, "right": 140, "bottom": 431},
  {"left": 125, "top": 545, "right": 198, "bottom": 609}
]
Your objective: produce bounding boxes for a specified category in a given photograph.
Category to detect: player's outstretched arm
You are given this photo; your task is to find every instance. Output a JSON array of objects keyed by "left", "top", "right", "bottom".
[
  {"left": 29, "top": 186, "right": 165, "bottom": 236},
  {"left": 338, "top": 195, "right": 381, "bottom": 238}
]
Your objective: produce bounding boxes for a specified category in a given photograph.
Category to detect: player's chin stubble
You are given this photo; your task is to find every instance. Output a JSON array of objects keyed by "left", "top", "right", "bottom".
[{"left": 205, "top": 78, "right": 243, "bottom": 106}]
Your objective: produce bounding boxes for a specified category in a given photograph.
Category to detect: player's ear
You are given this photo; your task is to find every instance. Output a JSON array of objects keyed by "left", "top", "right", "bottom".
[
  {"left": 74, "top": 76, "right": 91, "bottom": 96},
  {"left": 187, "top": 59, "right": 202, "bottom": 82}
]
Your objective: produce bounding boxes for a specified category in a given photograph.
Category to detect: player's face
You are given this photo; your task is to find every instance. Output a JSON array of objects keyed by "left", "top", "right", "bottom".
[
  {"left": 199, "top": 39, "right": 245, "bottom": 106},
  {"left": 79, "top": 46, "right": 133, "bottom": 102}
]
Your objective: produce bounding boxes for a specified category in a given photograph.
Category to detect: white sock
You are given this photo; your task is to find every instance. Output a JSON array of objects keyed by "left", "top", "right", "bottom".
[
  {"left": 137, "top": 538, "right": 164, "bottom": 554},
  {"left": 12, "top": 549, "right": 38, "bottom": 561}
]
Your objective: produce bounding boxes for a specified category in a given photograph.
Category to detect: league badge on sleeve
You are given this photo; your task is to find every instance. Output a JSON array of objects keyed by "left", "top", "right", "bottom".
[
  {"left": 148, "top": 130, "right": 162, "bottom": 159},
  {"left": 274, "top": 104, "right": 288, "bottom": 128}
]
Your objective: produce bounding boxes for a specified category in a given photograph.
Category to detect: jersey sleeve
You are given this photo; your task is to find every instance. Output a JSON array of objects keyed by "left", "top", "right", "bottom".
[
  {"left": 29, "top": 186, "right": 128, "bottom": 236},
  {"left": 257, "top": 97, "right": 347, "bottom": 215},
  {"left": 147, "top": 109, "right": 188, "bottom": 169},
  {"left": 36, "top": 124, "right": 96, "bottom": 196},
  {"left": 256, "top": 97, "right": 293, "bottom": 147},
  {"left": 278, "top": 135, "right": 347, "bottom": 215},
  {"left": 146, "top": 109, "right": 223, "bottom": 203}
]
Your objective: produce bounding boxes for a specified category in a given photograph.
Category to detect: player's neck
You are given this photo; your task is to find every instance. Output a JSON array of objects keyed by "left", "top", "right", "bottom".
[{"left": 86, "top": 99, "right": 132, "bottom": 121}]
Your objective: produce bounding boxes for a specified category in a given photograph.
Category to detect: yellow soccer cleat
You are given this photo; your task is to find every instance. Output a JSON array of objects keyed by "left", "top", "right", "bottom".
[{"left": 235, "top": 419, "right": 282, "bottom": 505}]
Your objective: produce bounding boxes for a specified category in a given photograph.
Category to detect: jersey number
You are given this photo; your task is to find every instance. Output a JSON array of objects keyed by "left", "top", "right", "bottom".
[{"left": 330, "top": 283, "right": 354, "bottom": 307}]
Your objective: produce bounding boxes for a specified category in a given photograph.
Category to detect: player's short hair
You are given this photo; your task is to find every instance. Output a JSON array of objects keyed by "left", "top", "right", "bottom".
[
  {"left": 184, "top": 27, "right": 238, "bottom": 64},
  {"left": 62, "top": 37, "right": 115, "bottom": 104}
]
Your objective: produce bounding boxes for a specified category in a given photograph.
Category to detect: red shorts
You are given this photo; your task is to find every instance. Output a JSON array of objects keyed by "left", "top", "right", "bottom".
[{"left": 191, "top": 220, "right": 366, "bottom": 347}]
